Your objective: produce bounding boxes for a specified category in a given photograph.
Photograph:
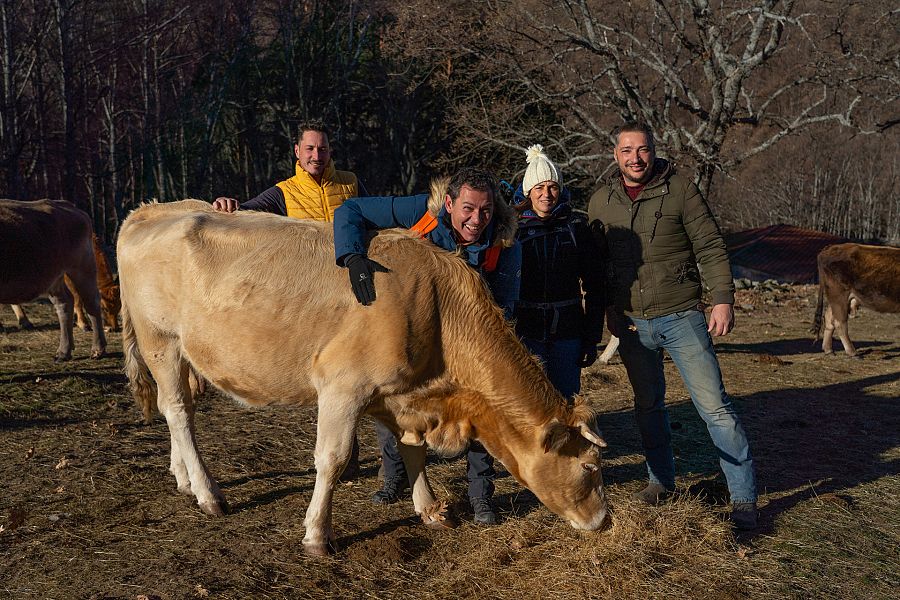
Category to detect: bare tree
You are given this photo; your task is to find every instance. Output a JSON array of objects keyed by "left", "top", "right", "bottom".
[{"left": 389, "top": 0, "right": 894, "bottom": 201}]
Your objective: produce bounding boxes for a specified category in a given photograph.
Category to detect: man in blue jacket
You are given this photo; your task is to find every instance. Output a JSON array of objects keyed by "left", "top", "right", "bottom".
[{"left": 334, "top": 167, "right": 521, "bottom": 525}]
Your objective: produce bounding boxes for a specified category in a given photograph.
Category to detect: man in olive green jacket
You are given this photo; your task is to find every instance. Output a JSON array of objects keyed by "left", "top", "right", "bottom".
[{"left": 588, "top": 122, "right": 757, "bottom": 530}]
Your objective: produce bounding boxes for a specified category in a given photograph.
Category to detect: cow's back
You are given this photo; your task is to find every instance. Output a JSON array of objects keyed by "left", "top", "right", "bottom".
[
  {"left": 819, "top": 243, "right": 900, "bottom": 313},
  {"left": 118, "top": 200, "right": 454, "bottom": 407},
  {"left": 0, "top": 199, "right": 94, "bottom": 302}
]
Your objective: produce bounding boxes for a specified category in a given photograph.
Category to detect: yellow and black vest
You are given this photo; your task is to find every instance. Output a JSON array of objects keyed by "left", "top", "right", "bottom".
[{"left": 276, "top": 160, "right": 358, "bottom": 221}]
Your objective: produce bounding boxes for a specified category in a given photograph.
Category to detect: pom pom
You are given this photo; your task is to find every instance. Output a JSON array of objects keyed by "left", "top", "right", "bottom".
[{"left": 525, "top": 144, "right": 546, "bottom": 164}]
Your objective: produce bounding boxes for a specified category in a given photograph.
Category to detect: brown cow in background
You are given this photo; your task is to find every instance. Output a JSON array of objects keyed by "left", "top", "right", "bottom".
[
  {"left": 0, "top": 199, "right": 107, "bottom": 360},
  {"left": 812, "top": 243, "right": 900, "bottom": 356},
  {"left": 7, "top": 233, "right": 121, "bottom": 333}
]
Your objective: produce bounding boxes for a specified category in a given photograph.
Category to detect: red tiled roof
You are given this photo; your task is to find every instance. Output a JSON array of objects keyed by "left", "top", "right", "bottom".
[{"left": 725, "top": 224, "right": 849, "bottom": 283}]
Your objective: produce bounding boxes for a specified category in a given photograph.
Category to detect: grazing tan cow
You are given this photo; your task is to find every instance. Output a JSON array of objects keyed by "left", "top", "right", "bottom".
[
  {"left": 9, "top": 233, "right": 122, "bottom": 333},
  {"left": 119, "top": 200, "right": 609, "bottom": 555},
  {"left": 0, "top": 199, "right": 107, "bottom": 360},
  {"left": 812, "top": 243, "right": 900, "bottom": 356}
]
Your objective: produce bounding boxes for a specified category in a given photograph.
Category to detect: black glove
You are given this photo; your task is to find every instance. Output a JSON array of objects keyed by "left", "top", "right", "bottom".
[
  {"left": 579, "top": 341, "right": 598, "bottom": 368},
  {"left": 344, "top": 253, "right": 389, "bottom": 306}
]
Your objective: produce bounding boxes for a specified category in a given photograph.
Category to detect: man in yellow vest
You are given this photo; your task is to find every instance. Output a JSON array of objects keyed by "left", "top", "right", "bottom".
[
  {"left": 212, "top": 120, "right": 362, "bottom": 479},
  {"left": 212, "top": 120, "right": 360, "bottom": 219}
]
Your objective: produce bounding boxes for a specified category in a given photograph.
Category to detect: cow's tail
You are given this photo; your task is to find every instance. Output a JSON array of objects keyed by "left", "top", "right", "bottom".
[
  {"left": 121, "top": 302, "right": 157, "bottom": 424},
  {"left": 811, "top": 274, "right": 826, "bottom": 341}
]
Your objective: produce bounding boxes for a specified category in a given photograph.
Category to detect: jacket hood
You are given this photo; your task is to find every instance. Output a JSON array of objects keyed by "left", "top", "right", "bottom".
[{"left": 427, "top": 176, "right": 518, "bottom": 248}]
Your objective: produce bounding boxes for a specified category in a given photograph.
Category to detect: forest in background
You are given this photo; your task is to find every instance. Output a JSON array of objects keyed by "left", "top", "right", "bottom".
[{"left": 0, "top": 0, "right": 897, "bottom": 244}]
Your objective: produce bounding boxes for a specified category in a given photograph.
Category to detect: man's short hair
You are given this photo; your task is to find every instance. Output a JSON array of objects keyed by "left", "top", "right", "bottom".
[
  {"left": 612, "top": 122, "right": 655, "bottom": 148},
  {"left": 447, "top": 167, "right": 497, "bottom": 202},
  {"left": 296, "top": 119, "right": 330, "bottom": 144}
]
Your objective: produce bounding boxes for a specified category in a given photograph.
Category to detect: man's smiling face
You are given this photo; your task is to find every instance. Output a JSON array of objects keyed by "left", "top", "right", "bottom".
[
  {"left": 445, "top": 185, "right": 494, "bottom": 245},
  {"left": 614, "top": 131, "right": 655, "bottom": 186}
]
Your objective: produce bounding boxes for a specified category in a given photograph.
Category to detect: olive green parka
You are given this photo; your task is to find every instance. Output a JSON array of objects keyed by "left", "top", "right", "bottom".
[{"left": 587, "top": 158, "right": 734, "bottom": 319}]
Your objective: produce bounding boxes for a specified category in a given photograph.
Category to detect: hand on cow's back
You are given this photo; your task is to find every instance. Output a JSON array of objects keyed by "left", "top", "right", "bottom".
[
  {"left": 212, "top": 197, "right": 240, "bottom": 213},
  {"left": 343, "top": 253, "right": 390, "bottom": 306}
]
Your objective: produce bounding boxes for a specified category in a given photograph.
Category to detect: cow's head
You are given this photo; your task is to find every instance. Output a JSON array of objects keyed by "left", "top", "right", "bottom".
[
  {"left": 510, "top": 398, "right": 608, "bottom": 531},
  {"left": 101, "top": 283, "right": 122, "bottom": 332}
]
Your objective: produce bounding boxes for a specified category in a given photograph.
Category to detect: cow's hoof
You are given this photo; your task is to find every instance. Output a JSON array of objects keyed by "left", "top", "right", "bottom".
[
  {"left": 423, "top": 514, "right": 458, "bottom": 530},
  {"left": 90, "top": 350, "right": 106, "bottom": 359},
  {"left": 54, "top": 354, "right": 72, "bottom": 362},
  {"left": 419, "top": 499, "right": 457, "bottom": 529},
  {"left": 198, "top": 499, "right": 229, "bottom": 516},
  {"left": 302, "top": 542, "right": 332, "bottom": 557},
  {"left": 176, "top": 484, "right": 192, "bottom": 496},
  {"left": 20, "top": 321, "right": 34, "bottom": 330}
]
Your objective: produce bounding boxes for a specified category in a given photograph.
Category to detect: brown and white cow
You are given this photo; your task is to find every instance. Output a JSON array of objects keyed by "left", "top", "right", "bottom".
[
  {"left": 812, "top": 243, "right": 900, "bottom": 356},
  {"left": 0, "top": 199, "right": 107, "bottom": 360},
  {"left": 71, "top": 232, "right": 121, "bottom": 332},
  {"left": 9, "top": 233, "right": 122, "bottom": 333},
  {"left": 118, "top": 200, "right": 609, "bottom": 555}
]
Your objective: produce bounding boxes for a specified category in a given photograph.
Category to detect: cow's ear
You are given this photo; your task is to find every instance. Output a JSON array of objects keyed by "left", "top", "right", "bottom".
[{"left": 542, "top": 420, "right": 571, "bottom": 453}]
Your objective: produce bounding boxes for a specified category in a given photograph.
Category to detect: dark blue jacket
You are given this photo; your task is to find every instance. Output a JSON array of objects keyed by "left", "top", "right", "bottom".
[
  {"left": 334, "top": 194, "right": 521, "bottom": 318},
  {"left": 512, "top": 185, "right": 605, "bottom": 344}
]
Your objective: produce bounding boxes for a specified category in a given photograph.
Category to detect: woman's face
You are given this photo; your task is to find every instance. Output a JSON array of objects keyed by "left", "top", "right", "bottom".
[{"left": 528, "top": 181, "right": 561, "bottom": 218}]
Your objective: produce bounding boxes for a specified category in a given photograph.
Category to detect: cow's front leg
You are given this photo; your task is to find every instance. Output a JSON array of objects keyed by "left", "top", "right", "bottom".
[
  {"left": 66, "top": 271, "right": 106, "bottom": 358},
  {"left": 47, "top": 279, "right": 75, "bottom": 361},
  {"left": 396, "top": 443, "right": 456, "bottom": 529},
  {"left": 303, "top": 401, "right": 360, "bottom": 556}
]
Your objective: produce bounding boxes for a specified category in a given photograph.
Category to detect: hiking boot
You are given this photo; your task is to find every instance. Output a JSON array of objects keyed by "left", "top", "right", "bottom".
[
  {"left": 470, "top": 497, "right": 499, "bottom": 526},
  {"left": 632, "top": 482, "right": 676, "bottom": 506},
  {"left": 731, "top": 502, "right": 758, "bottom": 530},
  {"left": 371, "top": 475, "right": 408, "bottom": 505}
]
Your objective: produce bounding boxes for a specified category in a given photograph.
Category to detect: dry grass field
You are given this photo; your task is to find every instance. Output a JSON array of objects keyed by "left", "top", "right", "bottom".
[{"left": 1, "top": 285, "right": 898, "bottom": 599}]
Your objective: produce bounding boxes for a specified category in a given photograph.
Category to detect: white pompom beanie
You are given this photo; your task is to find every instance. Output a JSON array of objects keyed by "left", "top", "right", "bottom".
[{"left": 522, "top": 144, "right": 561, "bottom": 196}]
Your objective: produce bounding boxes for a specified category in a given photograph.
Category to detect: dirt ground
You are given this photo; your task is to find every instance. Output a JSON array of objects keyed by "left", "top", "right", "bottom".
[{"left": 1, "top": 285, "right": 898, "bottom": 600}]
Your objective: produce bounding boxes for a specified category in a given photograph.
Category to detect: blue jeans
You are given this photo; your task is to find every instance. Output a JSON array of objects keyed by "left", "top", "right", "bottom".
[
  {"left": 617, "top": 309, "right": 757, "bottom": 504},
  {"left": 522, "top": 337, "right": 583, "bottom": 399},
  {"left": 375, "top": 421, "right": 495, "bottom": 499}
]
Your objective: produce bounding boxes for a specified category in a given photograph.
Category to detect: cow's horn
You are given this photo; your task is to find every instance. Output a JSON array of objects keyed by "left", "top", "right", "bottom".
[{"left": 579, "top": 424, "right": 607, "bottom": 448}]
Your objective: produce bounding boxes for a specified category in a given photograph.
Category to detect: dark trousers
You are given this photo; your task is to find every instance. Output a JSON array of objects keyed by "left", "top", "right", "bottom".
[{"left": 375, "top": 421, "right": 495, "bottom": 499}]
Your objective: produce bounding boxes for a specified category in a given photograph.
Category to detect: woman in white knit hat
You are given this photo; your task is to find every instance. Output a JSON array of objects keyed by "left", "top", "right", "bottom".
[{"left": 512, "top": 144, "right": 606, "bottom": 397}]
